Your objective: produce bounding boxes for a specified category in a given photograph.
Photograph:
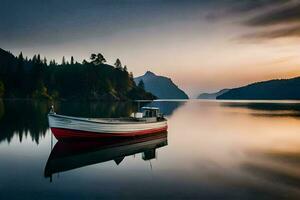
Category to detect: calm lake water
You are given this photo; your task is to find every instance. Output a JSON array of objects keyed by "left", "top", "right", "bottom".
[{"left": 1, "top": 100, "right": 300, "bottom": 199}]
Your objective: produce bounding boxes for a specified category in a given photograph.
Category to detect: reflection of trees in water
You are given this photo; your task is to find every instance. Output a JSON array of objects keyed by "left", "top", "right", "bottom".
[
  {"left": 221, "top": 102, "right": 300, "bottom": 117},
  {"left": 0, "top": 100, "right": 50, "bottom": 144},
  {"left": 0, "top": 100, "right": 138, "bottom": 144},
  {"left": 221, "top": 102, "right": 300, "bottom": 112}
]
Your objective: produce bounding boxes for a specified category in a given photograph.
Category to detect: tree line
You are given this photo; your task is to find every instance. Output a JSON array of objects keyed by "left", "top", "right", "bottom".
[{"left": 0, "top": 49, "right": 154, "bottom": 100}]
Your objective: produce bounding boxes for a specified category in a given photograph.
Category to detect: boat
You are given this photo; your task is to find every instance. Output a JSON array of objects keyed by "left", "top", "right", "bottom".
[
  {"left": 48, "top": 106, "right": 168, "bottom": 140},
  {"left": 44, "top": 132, "right": 168, "bottom": 179}
]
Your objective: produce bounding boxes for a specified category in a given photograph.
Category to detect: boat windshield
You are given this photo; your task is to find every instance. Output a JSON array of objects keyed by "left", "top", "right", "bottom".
[{"left": 142, "top": 108, "right": 159, "bottom": 118}]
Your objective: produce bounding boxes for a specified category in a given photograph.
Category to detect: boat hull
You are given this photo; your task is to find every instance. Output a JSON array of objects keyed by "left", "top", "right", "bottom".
[
  {"left": 48, "top": 114, "right": 168, "bottom": 140},
  {"left": 50, "top": 126, "right": 168, "bottom": 139}
]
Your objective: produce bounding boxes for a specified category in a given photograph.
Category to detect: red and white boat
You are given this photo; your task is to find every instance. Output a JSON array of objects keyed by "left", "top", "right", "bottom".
[{"left": 48, "top": 107, "right": 168, "bottom": 140}]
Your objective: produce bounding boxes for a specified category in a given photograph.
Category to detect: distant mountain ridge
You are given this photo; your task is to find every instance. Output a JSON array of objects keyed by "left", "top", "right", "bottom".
[
  {"left": 217, "top": 77, "right": 300, "bottom": 100},
  {"left": 198, "top": 89, "right": 229, "bottom": 99},
  {"left": 134, "top": 71, "right": 189, "bottom": 99}
]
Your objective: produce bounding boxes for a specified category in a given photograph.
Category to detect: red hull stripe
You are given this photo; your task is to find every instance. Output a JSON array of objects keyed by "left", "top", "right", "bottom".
[{"left": 51, "top": 126, "right": 168, "bottom": 139}]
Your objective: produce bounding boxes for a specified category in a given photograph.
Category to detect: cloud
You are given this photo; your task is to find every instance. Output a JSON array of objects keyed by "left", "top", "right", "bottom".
[
  {"left": 201, "top": 0, "right": 292, "bottom": 23},
  {"left": 239, "top": 25, "right": 300, "bottom": 41},
  {"left": 245, "top": 2, "right": 300, "bottom": 26},
  {"left": 232, "top": 0, "right": 300, "bottom": 41},
  {"left": 229, "top": 0, "right": 291, "bottom": 13}
]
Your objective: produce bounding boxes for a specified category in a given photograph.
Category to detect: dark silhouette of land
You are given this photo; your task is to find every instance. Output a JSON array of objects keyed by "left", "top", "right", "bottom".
[
  {"left": 198, "top": 89, "right": 229, "bottom": 99},
  {"left": 0, "top": 48, "right": 154, "bottom": 101},
  {"left": 217, "top": 77, "right": 300, "bottom": 100},
  {"left": 134, "top": 71, "right": 189, "bottom": 99}
]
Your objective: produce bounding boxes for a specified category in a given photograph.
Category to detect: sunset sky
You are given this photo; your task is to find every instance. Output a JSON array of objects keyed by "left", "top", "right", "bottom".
[{"left": 1, "top": 0, "right": 300, "bottom": 97}]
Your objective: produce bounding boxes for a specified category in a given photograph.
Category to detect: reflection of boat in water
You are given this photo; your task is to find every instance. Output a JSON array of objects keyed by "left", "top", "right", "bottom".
[
  {"left": 44, "top": 132, "right": 168, "bottom": 179},
  {"left": 48, "top": 106, "right": 168, "bottom": 140}
]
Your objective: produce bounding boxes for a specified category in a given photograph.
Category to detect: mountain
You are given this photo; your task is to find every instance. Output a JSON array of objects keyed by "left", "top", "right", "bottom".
[
  {"left": 134, "top": 71, "right": 189, "bottom": 99},
  {"left": 0, "top": 48, "right": 155, "bottom": 100},
  {"left": 217, "top": 77, "right": 300, "bottom": 100},
  {"left": 197, "top": 89, "right": 229, "bottom": 99}
]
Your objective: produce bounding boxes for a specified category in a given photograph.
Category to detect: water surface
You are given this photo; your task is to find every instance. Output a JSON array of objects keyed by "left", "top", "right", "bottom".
[{"left": 1, "top": 100, "right": 300, "bottom": 199}]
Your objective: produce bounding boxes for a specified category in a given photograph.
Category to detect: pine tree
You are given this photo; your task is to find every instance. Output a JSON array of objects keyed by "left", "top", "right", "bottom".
[
  {"left": 90, "top": 54, "right": 96, "bottom": 61},
  {"left": 37, "top": 54, "right": 41, "bottom": 63},
  {"left": 82, "top": 59, "right": 88, "bottom": 65},
  {"left": 18, "top": 52, "right": 24, "bottom": 61},
  {"left": 62, "top": 56, "right": 66, "bottom": 65},
  {"left": 71, "top": 56, "right": 74, "bottom": 65},
  {"left": 129, "top": 72, "right": 134, "bottom": 81},
  {"left": 90, "top": 53, "right": 106, "bottom": 65},
  {"left": 17, "top": 52, "right": 24, "bottom": 72},
  {"left": 138, "top": 80, "right": 145, "bottom": 90},
  {"left": 114, "top": 58, "right": 122, "bottom": 70},
  {"left": 43, "top": 57, "right": 47, "bottom": 65},
  {"left": 32, "top": 55, "right": 37, "bottom": 63},
  {"left": 16, "top": 52, "right": 25, "bottom": 96},
  {"left": 96, "top": 53, "right": 106, "bottom": 64}
]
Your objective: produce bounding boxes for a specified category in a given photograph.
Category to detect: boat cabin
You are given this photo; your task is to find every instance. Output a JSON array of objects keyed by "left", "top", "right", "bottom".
[
  {"left": 141, "top": 107, "right": 160, "bottom": 118},
  {"left": 131, "top": 107, "right": 164, "bottom": 122}
]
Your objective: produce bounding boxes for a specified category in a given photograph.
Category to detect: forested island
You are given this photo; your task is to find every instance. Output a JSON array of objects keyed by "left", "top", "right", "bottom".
[
  {"left": 0, "top": 48, "right": 155, "bottom": 101},
  {"left": 217, "top": 77, "right": 300, "bottom": 100}
]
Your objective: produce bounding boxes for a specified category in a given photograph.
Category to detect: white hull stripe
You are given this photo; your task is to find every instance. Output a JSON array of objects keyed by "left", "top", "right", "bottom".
[{"left": 48, "top": 114, "right": 168, "bottom": 134}]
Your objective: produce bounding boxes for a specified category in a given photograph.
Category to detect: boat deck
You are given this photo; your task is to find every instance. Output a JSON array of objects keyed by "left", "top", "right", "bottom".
[{"left": 49, "top": 113, "right": 166, "bottom": 124}]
